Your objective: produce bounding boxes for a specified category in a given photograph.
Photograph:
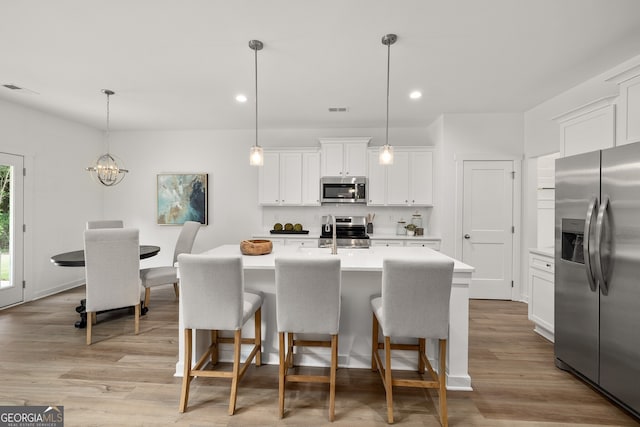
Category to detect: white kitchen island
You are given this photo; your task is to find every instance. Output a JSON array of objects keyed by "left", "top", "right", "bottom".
[{"left": 175, "top": 244, "right": 474, "bottom": 390}]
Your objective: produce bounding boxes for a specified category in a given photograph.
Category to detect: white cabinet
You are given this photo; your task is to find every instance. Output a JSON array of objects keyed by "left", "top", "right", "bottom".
[
  {"left": 528, "top": 249, "right": 554, "bottom": 342},
  {"left": 285, "top": 238, "right": 318, "bottom": 247},
  {"left": 259, "top": 149, "right": 320, "bottom": 206},
  {"left": 554, "top": 96, "right": 617, "bottom": 157},
  {"left": 367, "top": 147, "right": 434, "bottom": 206},
  {"left": 302, "top": 151, "right": 321, "bottom": 206},
  {"left": 371, "top": 240, "right": 404, "bottom": 247},
  {"left": 405, "top": 240, "right": 441, "bottom": 251},
  {"left": 319, "top": 137, "right": 369, "bottom": 176},
  {"left": 607, "top": 65, "right": 640, "bottom": 146},
  {"left": 370, "top": 238, "right": 440, "bottom": 250}
]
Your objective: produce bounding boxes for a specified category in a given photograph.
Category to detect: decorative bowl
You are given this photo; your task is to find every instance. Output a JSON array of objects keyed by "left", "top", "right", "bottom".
[{"left": 240, "top": 239, "right": 273, "bottom": 256}]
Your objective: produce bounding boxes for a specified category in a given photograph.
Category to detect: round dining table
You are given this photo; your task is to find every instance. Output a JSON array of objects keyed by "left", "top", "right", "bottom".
[
  {"left": 50, "top": 245, "right": 161, "bottom": 267},
  {"left": 50, "top": 245, "right": 161, "bottom": 327}
]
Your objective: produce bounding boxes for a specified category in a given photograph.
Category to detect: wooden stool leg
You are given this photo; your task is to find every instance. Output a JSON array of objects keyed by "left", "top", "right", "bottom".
[
  {"left": 134, "top": 303, "right": 140, "bottom": 334},
  {"left": 228, "top": 329, "right": 241, "bottom": 415},
  {"left": 144, "top": 288, "right": 151, "bottom": 308},
  {"left": 329, "top": 334, "right": 338, "bottom": 421},
  {"left": 86, "top": 311, "right": 93, "bottom": 345},
  {"left": 210, "top": 330, "right": 219, "bottom": 365},
  {"left": 439, "top": 339, "right": 448, "bottom": 427},
  {"left": 278, "top": 332, "right": 286, "bottom": 418},
  {"left": 179, "top": 329, "right": 193, "bottom": 412},
  {"left": 173, "top": 282, "right": 179, "bottom": 299},
  {"left": 418, "top": 338, "right": 426, "bottom": 373},
  {"left": 255, "top": 307, "right": 262, "bottom": 366},
  {"left": 287, "top": 332, "right": 294, "bottom": 368},
  {"left": 372, "top": 313, "right": 379, "bottom": 371},
  {"left": 384, "top": 336, "right": 394, "bottom": 424}
]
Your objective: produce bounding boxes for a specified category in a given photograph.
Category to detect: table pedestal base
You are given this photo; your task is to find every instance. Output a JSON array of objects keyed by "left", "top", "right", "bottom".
[{"left": 73, "top": 299, "right": 148, "bottom": 328}]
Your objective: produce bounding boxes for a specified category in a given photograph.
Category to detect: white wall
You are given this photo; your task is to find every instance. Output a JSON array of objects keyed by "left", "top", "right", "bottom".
[
  {"left": 0, "top": 99, "right": 103, "bottom": 301},
  {"left": 438, "top": 113, "right": 524, "bottom": 257}
]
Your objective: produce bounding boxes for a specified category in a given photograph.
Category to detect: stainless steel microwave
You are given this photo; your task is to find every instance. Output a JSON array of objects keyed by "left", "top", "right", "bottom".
[{"left": 321, "top": 176, "right": 367, "bottom": 204}]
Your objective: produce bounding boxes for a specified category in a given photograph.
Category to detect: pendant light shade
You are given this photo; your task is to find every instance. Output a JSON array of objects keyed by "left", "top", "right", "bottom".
[
  {"left": 86, "top": 89, "right": 129, "bottom": 186},
  {"left": 249, "top": 39, "right": 264, "bottom": 166},
  {"left": 379, "top": 33, "right": 397, "bottom": 165}
]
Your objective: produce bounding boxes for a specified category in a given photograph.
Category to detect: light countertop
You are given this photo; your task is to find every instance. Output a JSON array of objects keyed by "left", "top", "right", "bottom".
[
  {"left": 202, "top": 244, "right": 473, "bottom": 273},
  {"left": 530, "top": 247, "right": 554, "bottom": 257}
]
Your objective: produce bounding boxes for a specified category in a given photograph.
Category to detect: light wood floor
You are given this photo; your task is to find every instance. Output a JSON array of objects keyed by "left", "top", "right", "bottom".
[{"left": 1, "top": 286, "right": 638, "bottom": 426}]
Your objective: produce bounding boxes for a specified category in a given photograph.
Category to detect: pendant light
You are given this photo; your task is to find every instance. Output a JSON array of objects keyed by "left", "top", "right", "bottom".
[
  {"left": 249, "top": 39, "right": 264, "bottom": 166},
  {"left": 86, "top": 89, "right": 129, "bottom": 186},
  {"left": 379, "top": 34, "right": 397, "bottom": 165}
]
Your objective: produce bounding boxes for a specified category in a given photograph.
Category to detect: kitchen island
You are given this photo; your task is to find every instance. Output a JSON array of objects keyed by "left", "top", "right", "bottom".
[{"left": 176, "top": 244, "right": 474, "bottom": 390}]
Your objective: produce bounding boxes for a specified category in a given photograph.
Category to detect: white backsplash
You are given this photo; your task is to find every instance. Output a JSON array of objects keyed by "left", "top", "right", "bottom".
[{"left": 262, "top": 205, "right": 433, "bottom": 235}]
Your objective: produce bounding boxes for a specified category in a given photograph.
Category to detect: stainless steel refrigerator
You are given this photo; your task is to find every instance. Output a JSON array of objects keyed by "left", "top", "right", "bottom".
[{"left": 555, "top": 142, "right": 640, "bottom": 418}]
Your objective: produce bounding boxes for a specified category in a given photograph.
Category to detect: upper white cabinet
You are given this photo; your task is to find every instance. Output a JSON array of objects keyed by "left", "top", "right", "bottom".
[
  {"left": 301, "top": 151, "right": 321, "bottom": 205},
  {"left": 607, "top": 65, "right": 640, "bottom": 146},
  {"left": 554, "top": 96, "right": 617, "bottom": 157},
  {"left": 259, "top": 149, "right": 320, "bottom": 206},
  {"left": 367, "top": 147, "right": 434, "bottom": 206},
  {"left": 319, "top": 137, "right": 370, "bottom": 176}
]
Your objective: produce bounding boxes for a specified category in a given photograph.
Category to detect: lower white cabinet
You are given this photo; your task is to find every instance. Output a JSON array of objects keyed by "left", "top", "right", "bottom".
[
  {"left": 285, "top": 238, "right": 318, "bottom": 247},
  {"left": 371, "top": 240, "right": 404, "bottom": 247},
  {"left": 371, "top": 238, "right": 440, "bottom": 250},
  {"left": 528, "top": 249, "right": 555, "bottom": 342}
]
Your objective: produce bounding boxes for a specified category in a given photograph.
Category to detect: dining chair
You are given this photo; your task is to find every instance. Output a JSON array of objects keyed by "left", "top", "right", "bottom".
[
  {"left": 86, "top": 220, "right": 124, "bottom": 229},
  {"left": 140, "top": 220, "right": 200, "bottom": 308},
  {"left": 274, "top": 256, "right": 341, "bottom": 421},
  {"left": 370, "top": 257, "right": 454, "bottom": 425},
  {"left": 177, "top": 254, "right": 263, "bottom": 415},
  {"left": 84, "top": 228, "right": 142, "bottom": 345}
]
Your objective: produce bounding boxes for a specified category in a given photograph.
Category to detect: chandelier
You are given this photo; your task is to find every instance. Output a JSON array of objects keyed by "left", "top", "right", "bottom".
[{"left": 249, "top": 39, "right": 264, "bottom": 166}]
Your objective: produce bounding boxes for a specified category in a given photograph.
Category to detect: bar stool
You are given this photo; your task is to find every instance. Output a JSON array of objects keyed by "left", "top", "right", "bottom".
[
  {"left": 177, "top": 254, "right": 263, "bottom": 415},
  {"left": 371, "top": 258, "right": 454, "bottom": 425},
  {"left": 275, "top": 256, "right": 341, "bottom": 421}
]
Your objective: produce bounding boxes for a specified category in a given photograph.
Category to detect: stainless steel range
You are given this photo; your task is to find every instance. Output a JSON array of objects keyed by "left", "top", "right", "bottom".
[{"left": 318, "top": 215, "right": 370, "bottom": 249}]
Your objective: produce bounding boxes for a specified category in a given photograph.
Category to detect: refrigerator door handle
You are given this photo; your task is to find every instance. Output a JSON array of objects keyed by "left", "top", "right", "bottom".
[
  {"left": 584, "top": 196, "right": 599, "bottom": 292},
  {"left": 594, "top": 195, "right": 610, "bottom": 295}
]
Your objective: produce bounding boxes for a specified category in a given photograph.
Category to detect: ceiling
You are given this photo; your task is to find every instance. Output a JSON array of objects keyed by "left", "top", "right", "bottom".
[{"left": 2, "top": 0, "right": 640, "bottom": 132}]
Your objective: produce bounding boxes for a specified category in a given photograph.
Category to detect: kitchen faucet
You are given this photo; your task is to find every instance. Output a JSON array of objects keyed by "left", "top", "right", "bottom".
[{"left": 325, "top": 214, "right": 338, "bottom": 255}]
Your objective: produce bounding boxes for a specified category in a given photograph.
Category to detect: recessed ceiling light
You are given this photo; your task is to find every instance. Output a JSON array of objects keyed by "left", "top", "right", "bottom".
[
  {"left": 409, "top": 91, "right": 422, "bottom": 99},
  {"left": 236, "top": 94, "right": 247, "bottom": 103}
]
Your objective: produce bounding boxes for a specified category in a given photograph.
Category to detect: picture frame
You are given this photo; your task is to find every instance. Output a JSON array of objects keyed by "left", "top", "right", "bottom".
[{"left": 156, "top": 173, "right": 208, "bottom": 225}]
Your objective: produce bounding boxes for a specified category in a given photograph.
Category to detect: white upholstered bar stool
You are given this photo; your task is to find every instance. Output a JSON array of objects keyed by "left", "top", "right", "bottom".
[
  {"left": 274, "top": 256, "right": 341, "bottom": 421},
  {"left": 177, "top": 254, "right": 263, "bottom": 416},
  {"left": 140, "top": 220, "right": 200, "bottom": 308},
  {"left": 371, "top": 258, "right": 454, "bottom": 425},
  {"left": 86, "top": 220, "right": 124, "bottom": 229},
  {"left": 84, "top": 228, "right": 142, "bottom": 345}
]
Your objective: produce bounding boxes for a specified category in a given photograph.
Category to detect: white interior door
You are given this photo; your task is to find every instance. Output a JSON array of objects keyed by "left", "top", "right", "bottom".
[
  {"left": 0, "top": 153, "right": 24, "bottom": 308},
  {"left": 462, "top": 160, "right": 513, "bottom": 299}
]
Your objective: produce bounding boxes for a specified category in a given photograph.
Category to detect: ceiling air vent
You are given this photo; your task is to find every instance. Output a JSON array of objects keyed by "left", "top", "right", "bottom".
[
  {"left": 3, "top": 84, "right": 22, "bottom": 90},
  {"left": 2, "top": 84, "right": 38, "bottom": 94},
  {"left": 328, "top": 107, "right": 349, "bottom": 112}
]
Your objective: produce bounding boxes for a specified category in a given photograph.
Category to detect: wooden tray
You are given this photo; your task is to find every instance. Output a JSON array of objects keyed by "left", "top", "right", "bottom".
[{"left": 270, "top": 230, "right": 309, "bottom": 234}]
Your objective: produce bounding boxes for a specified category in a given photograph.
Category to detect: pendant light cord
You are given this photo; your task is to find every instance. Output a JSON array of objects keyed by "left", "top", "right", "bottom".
[
  {"left": 254, "top": 44, "right": 259, "bottom": 148},
  {"left": 385, "top": 40, "right": 391, "bottom": 147},
  {"left": 105, "top": 91, "right": 111, "bottom": 154}
]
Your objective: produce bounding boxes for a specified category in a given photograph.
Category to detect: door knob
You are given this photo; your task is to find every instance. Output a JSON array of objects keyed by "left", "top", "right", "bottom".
[{"left": 464, "top": 234, "right": 471, "bottom": 239}]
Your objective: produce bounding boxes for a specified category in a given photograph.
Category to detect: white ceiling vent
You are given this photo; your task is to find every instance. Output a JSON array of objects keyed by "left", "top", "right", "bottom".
[
  {"left": 328, "top": 107, "right": 349, "bottom": 112},
  {"left": 2, "top": 84, "right": 39, "bottom": 94}
]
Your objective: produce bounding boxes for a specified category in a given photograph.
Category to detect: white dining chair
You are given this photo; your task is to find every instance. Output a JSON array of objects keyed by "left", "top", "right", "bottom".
[
  {"left": 140, "top": 220, "right": 200, "bottom": 308},
  {"left": 84, "top": 228, "right": 142, "bottom": 345},
  {"left": 86, "top": 220, "right": 124, "bottom": 229},
  {"left": 177, "top": 253, "right": 263, "bottom": 415},
  {"left": 275, "top": 256, "right": 341, "bottom": 421},
  {"left": 370, "top": 257, "right": 454, "bottom": 425}
]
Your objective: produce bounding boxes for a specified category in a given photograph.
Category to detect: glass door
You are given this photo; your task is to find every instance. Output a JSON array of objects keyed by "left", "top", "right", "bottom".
[{"left": 0, "top": 153, "right": 24, "bottom": 308}]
